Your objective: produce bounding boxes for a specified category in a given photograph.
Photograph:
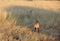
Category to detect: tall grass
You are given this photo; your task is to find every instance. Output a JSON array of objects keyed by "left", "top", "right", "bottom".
[{"left": 0, "top": 7, "right": 60, "bottom": 41}]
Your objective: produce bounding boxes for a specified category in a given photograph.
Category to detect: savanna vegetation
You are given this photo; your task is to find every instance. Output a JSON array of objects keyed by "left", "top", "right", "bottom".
[{"left": 0, "top": 6, "right": 60, "bottom": 41}]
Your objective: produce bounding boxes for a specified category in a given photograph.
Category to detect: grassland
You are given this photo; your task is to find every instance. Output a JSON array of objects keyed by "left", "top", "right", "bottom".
[{"left": 0, "top": 1, "right": 60, "bottom": 41}]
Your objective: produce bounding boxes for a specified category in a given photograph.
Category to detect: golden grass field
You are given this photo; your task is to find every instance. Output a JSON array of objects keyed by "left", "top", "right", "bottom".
[{"left": 0, "top": 0, "right": 60, "bottom": 41}]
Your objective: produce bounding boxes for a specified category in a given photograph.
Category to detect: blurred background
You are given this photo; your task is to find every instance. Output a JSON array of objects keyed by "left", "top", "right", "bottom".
[{"left": 0, "top": 0, "right": 60, "bottom": 41}]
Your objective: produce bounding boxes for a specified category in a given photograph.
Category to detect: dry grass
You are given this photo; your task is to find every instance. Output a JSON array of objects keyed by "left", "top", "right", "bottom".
[
  {"left": 0, "top": 8, "right": 60, "bottom": 41},
  {"left": 0, "top": 1, "right": 60, "bottom": 41},
  {"left": 0, "top": 25, "right": 56, "bottom": 41}
]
